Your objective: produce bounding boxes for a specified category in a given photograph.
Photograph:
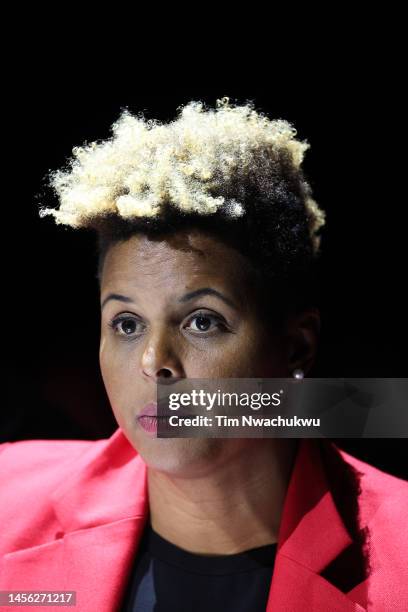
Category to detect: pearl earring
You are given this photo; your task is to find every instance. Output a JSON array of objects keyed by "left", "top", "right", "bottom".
[{"left": 292, "top": 368, "right": 304, "bottom": 380}]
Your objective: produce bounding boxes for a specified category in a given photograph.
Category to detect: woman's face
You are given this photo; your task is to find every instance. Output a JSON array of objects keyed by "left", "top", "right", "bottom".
[{"left": 99, "top": 229, "right": 317, "bottom": 475}]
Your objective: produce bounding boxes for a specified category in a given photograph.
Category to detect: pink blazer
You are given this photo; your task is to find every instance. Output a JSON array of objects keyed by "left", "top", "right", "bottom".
[{"left": 0, "top": 427, "right": 407, "bottom": 611}]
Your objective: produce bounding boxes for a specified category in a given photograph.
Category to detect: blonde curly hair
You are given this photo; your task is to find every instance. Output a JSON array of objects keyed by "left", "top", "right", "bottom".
[{"left": 38, "top": 96, "right": 325, "bottom": 255}]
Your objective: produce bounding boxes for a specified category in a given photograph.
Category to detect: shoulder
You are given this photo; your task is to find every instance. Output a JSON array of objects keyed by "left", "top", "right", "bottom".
[
  {"left": 338, "top": 446, "right": 408, "bottom": 563},
  {"left": 338, "top": 445, "right": 408, "bottom": 501},
  {"left": 0, "top": 437, "right": 112, "bottom": 555},
  {"left": 0, "top": 436, "right": 116, "bottom": 500},
  {"left": 318, "top": 441, "right": 407, "bottom": 545},
  {"left": 337, "top": 448, "right": 408, "bottom": 603},
  {"left": 338, "top": 446, "right": 408, "bottom": 524},
  {"left": 0, "top": 436, "right": 96, "bottom": 459},
  {"left": 0, "top": 437, "right": 105, "bottom": 481}
]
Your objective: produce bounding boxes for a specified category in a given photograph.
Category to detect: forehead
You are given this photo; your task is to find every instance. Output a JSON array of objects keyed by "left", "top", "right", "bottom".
[{"left": 101, "top": 230, "right": 256, "bottom": 302}]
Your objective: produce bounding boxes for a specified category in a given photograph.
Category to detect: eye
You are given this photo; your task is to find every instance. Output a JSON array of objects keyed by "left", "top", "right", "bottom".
[
  {"left": 109, "top": 315, "right": 145, "bottom": 338},
  {"left": 184, "top": 311, "right": 226, "bottom": 334}
]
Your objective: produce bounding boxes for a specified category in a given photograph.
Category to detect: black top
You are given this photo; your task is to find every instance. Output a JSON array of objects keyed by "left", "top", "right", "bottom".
[{"left": 120, "top": 520, "right": 277, "bottom": 612}]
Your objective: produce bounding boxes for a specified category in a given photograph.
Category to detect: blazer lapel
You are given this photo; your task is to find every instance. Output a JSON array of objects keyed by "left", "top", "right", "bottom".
[
  {"left": 266, "top": 439, "right": 368, "bottom": 611},
  {"left": 2, "top": 516, "right": 148, "bottom": 611},
  {"left": 2, "top": 428, "right": 150, "bottom": 611}
]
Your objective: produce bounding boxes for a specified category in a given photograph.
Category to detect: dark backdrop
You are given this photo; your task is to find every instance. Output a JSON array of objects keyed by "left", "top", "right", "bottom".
[{"left": 4, "top": 86, "right": 407, "bottom": 480}]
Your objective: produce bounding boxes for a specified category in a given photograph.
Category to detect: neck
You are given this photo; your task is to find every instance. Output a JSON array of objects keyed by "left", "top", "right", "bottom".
[{"left": 147, "top": 438, "right": 298, "bottom": 556}]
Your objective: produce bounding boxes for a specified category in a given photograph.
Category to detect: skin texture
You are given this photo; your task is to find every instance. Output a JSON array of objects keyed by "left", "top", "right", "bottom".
[{"left": 99, "top": 229, "right": 320, "bottom": 554}]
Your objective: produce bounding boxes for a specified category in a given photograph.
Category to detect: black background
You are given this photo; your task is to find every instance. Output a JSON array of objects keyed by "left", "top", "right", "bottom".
[{"left": 4, "top": 82, "right": 407, "bottom": 479}]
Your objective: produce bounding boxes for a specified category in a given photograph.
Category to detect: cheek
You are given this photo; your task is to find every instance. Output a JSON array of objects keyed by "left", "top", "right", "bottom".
[
  {"left": 187, "top": 330, "right": 282, "bottom": 378},
  {"left": 99, "top": 340, "right": 141, "bottom": 416},
  {"left": 222, "top": 332, "right": 284, "bottom": 377}
]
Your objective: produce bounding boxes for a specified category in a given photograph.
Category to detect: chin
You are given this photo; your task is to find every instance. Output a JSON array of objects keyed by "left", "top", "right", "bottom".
[{"left": 133, "top": 435, "right": 228, "bottom": 477}]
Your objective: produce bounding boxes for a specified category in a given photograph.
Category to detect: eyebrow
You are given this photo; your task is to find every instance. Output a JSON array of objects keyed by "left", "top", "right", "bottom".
[
  {"left": 101, "top": 288, "right": 238, "bottom": 311},
  {"left": 101, "top": 293, "right": 135, "bottom": 310},
  {"left": 178, "top": 288, "right": 238, "bottom": 310}
]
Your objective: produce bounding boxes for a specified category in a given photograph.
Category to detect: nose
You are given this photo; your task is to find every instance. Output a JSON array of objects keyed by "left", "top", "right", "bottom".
[{"left": 140, "top": 335, "right": 184, "bottom": 382}]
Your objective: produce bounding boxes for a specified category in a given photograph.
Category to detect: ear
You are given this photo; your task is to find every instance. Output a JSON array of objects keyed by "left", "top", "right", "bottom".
[{"left": 285, "top": 307, "right": 321, "bottom": 376}]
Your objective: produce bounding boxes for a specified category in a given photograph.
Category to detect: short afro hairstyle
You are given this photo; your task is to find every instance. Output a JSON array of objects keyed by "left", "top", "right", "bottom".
[{"left": 39, "top": 96, "right": 326, "bottom": 326}]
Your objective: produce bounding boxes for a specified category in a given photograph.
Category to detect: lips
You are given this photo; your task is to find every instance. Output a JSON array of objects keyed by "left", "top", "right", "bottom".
[
  {"left": 138, "top": 402, "right": 158, "bottom": 418},
  {"left": 137, "top": 402, "right": 172, "bottom": 434}
]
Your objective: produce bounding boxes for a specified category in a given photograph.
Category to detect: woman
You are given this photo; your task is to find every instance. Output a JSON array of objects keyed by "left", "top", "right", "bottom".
[{"left": 1, "top": 98, "right": 407, "bottom": 611}]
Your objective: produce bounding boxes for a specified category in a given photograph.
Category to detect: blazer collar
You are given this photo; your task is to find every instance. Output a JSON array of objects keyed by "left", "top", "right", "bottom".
[
  {"left": 276, "top": 437, "right": 353, "bottom": 571},
  {"left": 267, "top": 438, "right": 369, "bottom": 610},
  {"left": 51, "top": 427, "right": 149, "bottom": 534},
  {"left": 49, "top": 428, "right": 371, "bottom": 611},
  {"left": 51, "top": 431, "right": 354, "bottom": 565}
]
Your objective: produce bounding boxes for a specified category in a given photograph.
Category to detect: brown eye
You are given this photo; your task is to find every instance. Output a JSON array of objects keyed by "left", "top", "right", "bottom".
[
  {"left": 119, "top": 319, "right": 138, "bottom": 335},
  {"left": 110, "top": 316, "right": 144, "bottom": 337},
  {"left": 197, "top": 316, "right": 213, "bottom": 331},
  {"left": 185, "top": 312, "right": 224, "bottom": 334}
]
